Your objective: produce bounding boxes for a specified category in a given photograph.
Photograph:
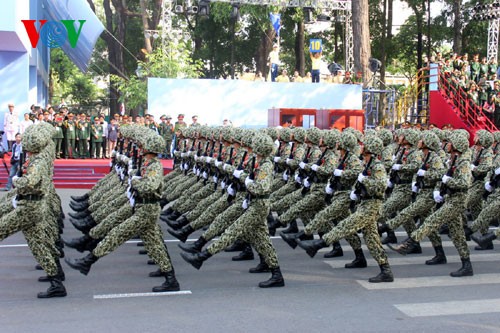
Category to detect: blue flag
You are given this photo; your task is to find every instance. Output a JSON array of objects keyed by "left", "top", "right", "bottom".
[{"left": 270, "top": 13, "right": 281, "bottom": 37}]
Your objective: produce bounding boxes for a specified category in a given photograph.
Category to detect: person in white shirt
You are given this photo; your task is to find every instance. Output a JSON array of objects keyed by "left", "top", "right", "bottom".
[
  {"left": 19, "top": 113, "right": 33, "bottom": 134},
  {"left": 268, "top": 44, "right": 280, "bottom": 82},
  {"left": 3, "top": 133, "right": 22, "bottom": 191},
  {"left": 3, "top": 103, "right": 19, "bottom": 150}
]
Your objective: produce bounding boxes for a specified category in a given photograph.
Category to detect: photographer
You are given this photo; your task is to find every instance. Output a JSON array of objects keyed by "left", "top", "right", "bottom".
[{"left": 3, "top": 133, "right": 22, "bottom": 191}]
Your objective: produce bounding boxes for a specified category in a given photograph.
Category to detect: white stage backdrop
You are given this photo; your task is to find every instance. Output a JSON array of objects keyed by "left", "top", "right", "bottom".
[{"left": 148, "top": 78, "right": 362, "bottom": 128}]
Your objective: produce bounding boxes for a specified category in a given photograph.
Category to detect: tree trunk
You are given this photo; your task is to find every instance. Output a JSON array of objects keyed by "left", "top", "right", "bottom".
[
  {"left": 294, "top": 20, "right": 305, "bottom": 76},
  {"left": 255, "top": 28, "right": 275, "bottom": 80},
  {"left": 139, "top": 0, "right": 153, "bottom": 54},
  {"left": 452, "top": 0, "right": 462, "bottom": 53},
  {"left": 352, "top": 0, "right": 372, "bottom": 88}
]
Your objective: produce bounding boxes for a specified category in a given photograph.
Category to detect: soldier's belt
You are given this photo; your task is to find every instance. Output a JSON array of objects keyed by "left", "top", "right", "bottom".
[
  {"left": 135, "top": 197, "right": 159, "bottom": 204},
  {"left": 16, "top": 194, "right": 43, "bottom": 201},
  {"left": 473, "top": 174, "right": 487, "bottom": 181},
  {"left": 252, "top": 194, "right": 270, "bottom": 200},
  {"left": 397, "top": 179, "right": 413, "bottom": 185},
  {"left": 360, "top": 194, "right": 384, "bottom": 200}
]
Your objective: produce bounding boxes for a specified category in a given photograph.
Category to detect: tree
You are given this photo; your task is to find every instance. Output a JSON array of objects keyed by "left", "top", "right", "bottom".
[{"left": 352, "top": 0, "right": 372, "bottom": 87}]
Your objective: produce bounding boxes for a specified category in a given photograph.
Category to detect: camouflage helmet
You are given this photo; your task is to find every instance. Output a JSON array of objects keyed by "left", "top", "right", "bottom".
[
  {"left": 266, "top": 127, "right": 279, "bottom": 141},
  {"left": 292, "top": 127, "right": 306, "bottom": 143},
  {"left": 422, "top": 131, "right": 441, "bottom": 151},
  {"left": 142, "top": 133, "right": 166, "bottom": 154},
  {"left": 377, "top": 128, "right": 393, "bottom": 146},
  {"left": 455, "top": 129, "right": 470, "bottom": 140},
  {"left": 364, "top": 128, "right": 377, "bottom": 138},
  {"left": 280, "top": 127, "right": 293, "bottom": 142},
  {"left": 449, "top": 132, "right": 470, "bottom": 153},
  {"left": 442, "top": 129, "right": 453, "bottom": 142},
  {"left": 232, "top": 127, "right": 245, "bottom": 144},
  {"left": 252, "top": 134, "right": 274, "bottom": 156},
  {"left": 344, "top": 127, "right": 363, "bottom": 142},
  {"left": 323, "top": 129, "right": 340, "bottom": 148},
  {"left": 474, "top": 129, "right": 493, "bottom": 148},
  {"left": 339, "top": 132, "right": 358, "bottom": 151},
  {"left": 430, "top": 128, "right": 445, "bottom": 141},
  {"left": 306, "top": 127, "right": 322, "bottom": 145},
  {"left": 403, "top": 129, "right": 420, "bottom": 146},
  {"left": 221, "top": 126, "right": 234, "bottom": 142},
  {"left": 241, "top": 129, "right": 256, "bottom": 147},
  {"left": 363, "top": 136, "right": 383, "bottom": 155},
  {"left": 22, "top": 125, "right": 49, "bottom": 153},
  {"left": 493, "top": 131, "right": 500, "bottom": 143}
]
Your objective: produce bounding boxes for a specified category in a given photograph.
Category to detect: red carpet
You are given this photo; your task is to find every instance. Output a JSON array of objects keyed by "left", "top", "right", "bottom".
[{"left": 0, "top": 156, "right": 173, "bottom": 189}]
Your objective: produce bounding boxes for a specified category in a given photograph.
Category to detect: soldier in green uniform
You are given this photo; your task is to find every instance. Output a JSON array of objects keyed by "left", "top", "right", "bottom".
[
  {"left": 91, "top": 116, "right": 104, "bottom": 159},
  {"left": 52, "top": 114, "right": 65, "bottom": 158},
  {"left": 64, "top": 112, "right": 77, "bottom": 158},
  {"left": 76, "top": 113, "right": 90, "bottom": 159},
  {"left": 158, "top": 115, "right": 174, "bottom": 159},
  {"left": 389, "top": 132, "right": 473, "bottom": 277},
  {"left": 296, "top": 137, "right": 394, "bottom": 283}
]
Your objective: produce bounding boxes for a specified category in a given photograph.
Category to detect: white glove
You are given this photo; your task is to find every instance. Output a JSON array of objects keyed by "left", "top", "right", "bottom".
[
  {"left": 442, "top": 175, "right": 451, "bottom": 184},
  {"left": 325, "top": 184, "right": 334, "bottom": 194},
  {"left": 387, "top": 179, "right": 394, "bottom": 188},
  {"left": 286, "top": 158, "right": 292, "bottom": 165},
  {"left": 303, "top": 177, "right": 311, "bottom": 188},
  {"left": 129, "top": 196, "right": 135, "bottom": 207},
  {"left": 485, "top": 181, "right": 493, "bottom": 192},
  {"left": 194, "top": 155, "right": 199, "bottom": 162},
  {"left": 274, "top": 156, "right": 280, "bottom": 163},
  {"left": 12, "top": 175, "right": 20, "bottom": 183},
  {"left": 294, "top": 174, "right": 302, "bottom": 184},
  {"left": 213, "top": 176, "right": 218, "bottom": 183},
  {"left": 411, "top": 181, "right": 418, "bottom": 193},
  {"left": 126, "top": 186, "right": 132, "bottom": 199},
  {"left": 299, "top": 161, "right": 306, "bottom": 169},
  {"left": 282, "top": 173, "right": 289, "bottom": 181},
  {"left": 495, "top": 167, "right": 500, "bottom": 175},
  {"left": 128, "top": 177, "right": 132, "bottom": 187},
  {"left": 392, "top": 164, "right": 402, "bottom": 171},
  {"left": 196, "top": 169, "right": 201, "bottom": 176},
  {"left": 233, "top": 169, "right": 244, "bottom": 179},
  {"left": 206, "top": 157, "right": 212, "bottom": 163},
  {"left": 357, "top": 173, "right": 366, "bottom": 183},
  {"left": 132, "top": 175, "right": 142, "bottom": 181},
  {"left": 245, "top": 177, "right": 254, "bottom": 187},
  {"left": 350, "top": 190, "right": 358, "bottom": 201},
  {"left": 334, "top": 169, "right": 343, "bottom": 177},
  {"left": 11, "top": 197, "right": 17, "bottom": 208},
  {"left": 223, "top": 163, "right": 230, "bottom": 171},
  {"left": 191, "top": 166, "right": 196, "bottom": 174},
  {"left": 183, "top": 163, "right": 189, "bottom": 171},
  {"left": 181, "top": 152, "right": 187, "bottom": 158},
  {"left": 215, "top": 161, "right": 222, "bottom": 168},
  {"left": 417, "top": 169, "right": 426, "bottom": 177},
  {"left": 311, "top": 164, "right": 319, "bottom": 172},
  {"left": 115, "top": 152, "right": 121, "bottom": 159},
  {"left": 242, "top": 199, "right": 249, "bottom": 210},
  {"left": 128, "top": 160, "right": 133, "bottom": 168},
  {"left": 202, "top": 171, "right": 208, "bottom": 179},
  {"left": 109, "top": 161, "right": 113, "bottom": 167},
  {"left": 470, "top": 163, "right": 477, "bottom": 171},
  {"left": 227, "top": 184, "right": 235, "bottom": 196},
  {"left": 433, "top": 190, "right": 443, "bottom": 203},
  {"left": 220, "top": 181, "right": 226, "bottom": 189}
]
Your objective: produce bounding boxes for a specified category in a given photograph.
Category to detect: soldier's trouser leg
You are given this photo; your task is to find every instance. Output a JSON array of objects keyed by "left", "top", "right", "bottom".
[
  {"left": 270, "top": 178, "right": 286, "bottom": 192},
  {"left": 89, "top": 205, "right": 134, "bottom": 239},
  {"left": 140, "top": 218, "right": 173, "bottom": 273},
  {"left": 379, "top": 187, "right": 414, "bottom": 234},
  {"left": 323, "top": 200, "right": 388, "bottom": 265},
  {"left": 24, "top": 223, "right": 58, "bottom": 275},
  {"left": 170, "top": 181, "right": 206, "bottom": 212},
  {"left": 412, "top": 194, "right": 470, "bottom": 259},
  {"left": 166, "top": 177, "right": 198, "bottom": 202},
  {"left": 189, "top": 194, "right": 230, "bottom": 230},
  {"left": 470, "top": 196, "right": 500, "bottom": 234},
  {"left": 270, "top": 182, "right": 297, "bottom": 203},
  {"left": 386, "top": 192, "right": 435, "bottom": 235},
  {"left": 465, "top": 181, "right": 485, "bottom": 223},
  {"left": 185, "top": 190, "right": 224, "bottom": 221},
  {"left": 271, "top": 188, "right": 303, "bottom": 215},
  {"left": 279, "top": 186, "right": 325, "bottom": 225},
  {"left": 201, "top": 201, "right": 246, "bottom": 241},
  {"left": 91, "top": 194, "right": 128, "bottom": 223},
  {"left": 174, "top": 183, "right": 215, "bottom": 213}
]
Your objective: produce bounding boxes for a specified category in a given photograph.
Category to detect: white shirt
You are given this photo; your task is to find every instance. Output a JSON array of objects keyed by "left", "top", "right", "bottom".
[
  {"left": 19, "top": 120, "right": 33, "bottom": 134},
  {"left": 3, "top": 112, "right": 19, "bottom": 132}
]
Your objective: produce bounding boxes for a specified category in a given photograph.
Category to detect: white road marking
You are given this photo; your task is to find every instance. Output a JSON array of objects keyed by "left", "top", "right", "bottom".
[
  {"left": 394, "top": 298, "right": 500, "bottom": 317},
  {"left": 93, "top": 290, "right": 192, "bottom": 299},
  {"left": 357, "top": 273, "right": 500, "bottom": 290}
]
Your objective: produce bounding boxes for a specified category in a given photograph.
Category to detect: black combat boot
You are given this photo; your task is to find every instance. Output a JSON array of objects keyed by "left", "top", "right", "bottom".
[
  {"left": 71, "top": 193, "right": 89, "bottom": 202},
  {"left": 378, "top": 223, "right": 389, "bottom": 236},
  {"left": 152, "top": 270, "right": 180, "bottom": 292},
  {"left": 224, "top": 240, "right": 246, "bottom": 252},
  {"left": 38, "top": 259, "right": 66, "bottom": 282},
  {"left": 258, "top": 267, "right": 285, "bottom": 288},
  {"left": 267, "top": 213, "right": 282, "bottom": 236},
  {"left": 138, "top": 249, "right": 148, "bottom": 255},
  {"left": 296, "top": 239, "right": 327, "bottom": 258},
  {"left": 65, "top": 253, "right": 99, "bottom": 275},
  {"left": 381, "top": 230, "right": 397, "bottom": 244},
  {"left": 70, "top": 216, "right": 96, "bottom": 234},
  {"left": 160, "top": 207, "right": 174, "bottom": 217},
  {"left": 474, "top": 232, "right": 495, "bottom": 250},
  {"left": 180, "top": 250, "right": 212, "bottom": 270},
  {"left": 463, "top": 226, "right": 473, "bottom": 240},
  {"left": 68, "top": 209, "right": 91, "bottom": 220},
  {"left": 450, "top": 258, "right": 473, "bottom": 277},
  {"left": 232, "top": 243, "right": 254, "bottom": 261},
  {"left": 167, "top": 225, "right": 194, "bottom": 243},
  {"left": 323, "top": 241, "right": 344, "bottom": 258},
  {"left": 471, "top": 232, "right": 497, "bottom": 249},
  {"left": 438, "top": 224, "right": 449, "bottom": 235},
  {"left": 368, "top": 264, "right": 394, "bottom": 283},
  {"left": 425, "top": 245, "right": 447, "bottom": 265},
  {"left": 280, "top": 231, "right": 313, "bottom": 249},
  {"left": 37, "top": 277, "right": 67, "bottom": 298},
  {"left": 137, "top": 242, "right": 144, "bottom": 247},
  {"left": 165, "top": 215, "right": 189, "bottom": 230},
  {"left": 166, "top": 210, "right": 181, "bottom": 221},
  {"left": 178, "top": 236, "right": 207, "bottom": 254},
  {"left": 345, "top": 249, "right": 367, "bottom": 268},
  {"left": 387, "top": 237, "right": 419, "bottom": 256},
  {"left": 69, "top": 201, "right": 89, "bottom": 212},
  {"left": 407, "top": 241, "right": 422, "bottom": 254},
  {"left": 249, "top": 255, "right": 271, "bottom": 273},
  {"left": 64, "top": 234, "right": 92, "bottom": 252},
  {"left": 281, "top": 220, "right": 299, "bottom": 234},
  {"left": 159, "top": 198, "right": 168, "bottom": 209},
  {"left": 149, "top": 268, "right": 162, "bottom": 277}
]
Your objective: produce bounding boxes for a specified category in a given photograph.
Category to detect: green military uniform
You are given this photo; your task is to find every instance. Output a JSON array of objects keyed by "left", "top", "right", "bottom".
[
  {"left": 64, "top": 114, "right": 77, "bottom": 158},
  {"left": 52, "top": 119, "right": 64, "bottom": 158},
  {"left": 76, "top": 117, "right": 90, "bottom": 158},
  {"left": 158, "top": 116, "right": 174, "bottom": 158},
  {"left": 91, "top": 121, "right": 103, "bottom": 158}
]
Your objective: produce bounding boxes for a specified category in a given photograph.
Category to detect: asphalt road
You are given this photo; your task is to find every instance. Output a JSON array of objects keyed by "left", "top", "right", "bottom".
[{"left": 1, "top": 188, "right": 500, "bottom": 333}]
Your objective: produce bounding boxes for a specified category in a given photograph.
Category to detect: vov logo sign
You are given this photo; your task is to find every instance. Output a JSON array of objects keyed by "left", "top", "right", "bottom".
[{"left": 21, "top": 20, "right": 86, "bottom": 48}]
